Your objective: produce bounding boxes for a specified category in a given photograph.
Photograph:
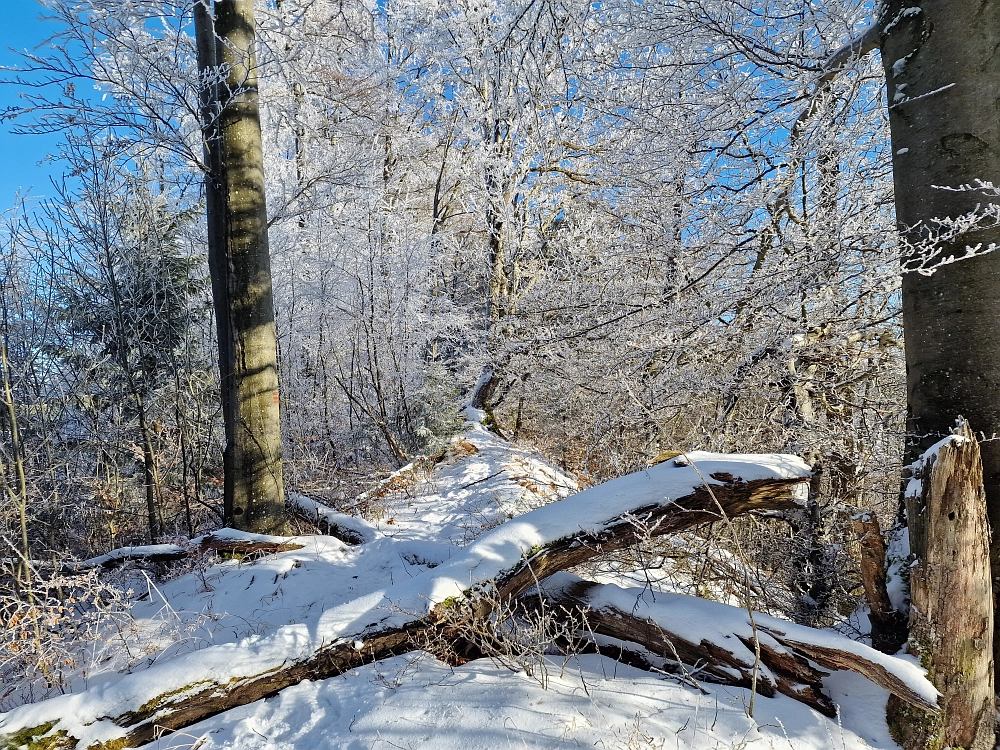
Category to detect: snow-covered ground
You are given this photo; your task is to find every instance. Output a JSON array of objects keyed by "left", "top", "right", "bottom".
[
  {"left": 133, "top": 654, "right": 900, "bottom": 750},
  {"left": 0, "top": 415, "right": 917, "bottom": 749}
]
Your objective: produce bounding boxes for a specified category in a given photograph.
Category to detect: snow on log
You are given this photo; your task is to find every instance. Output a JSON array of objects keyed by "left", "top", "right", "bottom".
[
  {"left": 532, "top": 573, "right": 938, "bottom": 715},
  {"left": 0, "top": 452, "right": 810, "bottom": 749},
  {"left": 64, "top": 529, "right": 309, "bottom": 573},
  {"left": 287, "top": 492, "right": 380, "bottom": 545}
]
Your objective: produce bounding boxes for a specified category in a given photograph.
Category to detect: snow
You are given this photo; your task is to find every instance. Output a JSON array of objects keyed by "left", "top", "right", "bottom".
[
  {"left": 130, "top": 654, "right": 904, "bottom": 750},
  {"left": 288, "top": 492, "right": 381, "bottom": 544},
  {"left": 883, "top": 6, "right": 922, "bottom": 35},
  {"left": 0, "top": 419, "right": 924, "bottom": 750}
]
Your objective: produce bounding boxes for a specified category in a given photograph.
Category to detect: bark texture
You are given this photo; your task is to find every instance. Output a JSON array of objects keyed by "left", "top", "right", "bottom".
[
  {"left": 199, "top": 0, "right": 288, "bottom": 533},
  {"left": 193, "top": 0, "right": 237, "bottom": 532},
  {"left": 889, "top": 425, "right": 994, "bottom": 750},
  {"left": 878, "top": 0, "right": 1000, "bottom": 678}
]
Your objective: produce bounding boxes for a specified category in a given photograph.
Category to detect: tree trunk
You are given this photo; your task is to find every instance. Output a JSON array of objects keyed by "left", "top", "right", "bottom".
[
  {"left": 135, "top": 393, "right": 161, "bottom": 543},
  {"left": 193, "top": 0, "right": 236, "bottom": 528},
  {"left": 878, "top": 0, "right": 1000, "bottom": 679},
  {"left": 0, "top": 336, "right": 31, "bottom": 585},
  {"left": 887, "top": 423, "right": 994, "bottom": 750},
  {"left": 197, "top": 0, "right": 288, "bottom": 534}
]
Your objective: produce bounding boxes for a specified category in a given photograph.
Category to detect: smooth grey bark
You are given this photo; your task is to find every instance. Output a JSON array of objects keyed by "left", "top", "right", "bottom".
[
  {"left": 194, "top": 0, "right": 288, "bottom": 534},
  {"left": 878, "top": 0, "right": 1000, "bottom": 680}
]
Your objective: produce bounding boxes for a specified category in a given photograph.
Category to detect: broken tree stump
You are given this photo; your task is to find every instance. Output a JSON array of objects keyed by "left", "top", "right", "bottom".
[{"left": 888, "top": 421, "right": 994, "bottom": 750}]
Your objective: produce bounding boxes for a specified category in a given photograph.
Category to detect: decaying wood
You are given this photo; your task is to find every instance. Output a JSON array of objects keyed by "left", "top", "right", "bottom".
[
  {"left": 761, "top": 632, "right": 933, "bottom": 712},
  {"left": 851, "top": 513, "right": 907, "bottom": 654},
  {"left": 889, "top": 422, "right": 994, "bottom": 750},
  {"left": 63, "top": 533, "right": 305, "bottom": 573},
  {"left": 530, "top": 578, "right": 836, "bottom": 716},
  {"left": 533, "top": 577, "right": 936, "bottom": 717}
]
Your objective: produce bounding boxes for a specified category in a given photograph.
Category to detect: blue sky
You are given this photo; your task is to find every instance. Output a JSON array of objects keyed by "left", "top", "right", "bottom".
[{"left": 0, "top": 2, "right": 65, "bottom": 210}]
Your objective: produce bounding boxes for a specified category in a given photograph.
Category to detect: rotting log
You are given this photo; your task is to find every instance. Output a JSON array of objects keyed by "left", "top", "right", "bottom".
[
  {"left": 62, "top": 532, "right": 305, "bottom": 574},
  {"left": 888, "top": 422, "right": 994, "bottom": 750},
  {"left": 530, "top": 576, "right": 936, "bottom": 717},
  {"left": 851, "top": 512, "right": 907, "bottom": 654},
  {"left": 528, "top": 577, "right": 836, "bottom": 716},
  {"left": 286, "top": 492, "right": 379, "bottom": 546}
]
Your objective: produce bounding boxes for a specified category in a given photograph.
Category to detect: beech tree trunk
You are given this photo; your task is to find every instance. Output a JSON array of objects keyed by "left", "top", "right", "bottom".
[
  {"left": 888, "top": 424, "right": 994, "bottom": 750},
  {"left": 195, "top": 0, "right": 288, "bottom": 534},
  {"left": 878, "top": 0, "right": 1000, "bottom": 678}
]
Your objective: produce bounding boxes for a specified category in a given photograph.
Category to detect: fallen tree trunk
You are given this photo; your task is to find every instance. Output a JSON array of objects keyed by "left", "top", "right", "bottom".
[
  {"left": 530, "top": 574, "right": 937, "bottom": 717},
  {"left": 287, "top": 492, "right": 380, "bottom": 545},
  {"left": 62, "top": 530, "right": 306, "bottom": 573},
  {"left": 0, "top": 453, "right": 825, "bottom": 749}
]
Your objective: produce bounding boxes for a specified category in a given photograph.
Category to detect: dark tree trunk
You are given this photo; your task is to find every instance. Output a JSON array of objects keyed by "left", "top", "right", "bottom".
[
  {"left": 136, "top": 393, "right": 160, "bottom": 543},
  {"left": 193, "top": 0, "right": 235, "bottom": 526},
  {"left": 195, "top": 0, "right": 288, "bottom": 534},
  {"left": 879, "top": 0, "right": 1000, "bottom": 679}
]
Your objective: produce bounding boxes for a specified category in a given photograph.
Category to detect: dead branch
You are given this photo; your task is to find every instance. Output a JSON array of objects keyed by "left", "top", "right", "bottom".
[
  {"left": 529, "top": 575, "right": 935, "bottom": 718},
  {"left": 62, "top": 531, "right": 306, "bottom": 573}
]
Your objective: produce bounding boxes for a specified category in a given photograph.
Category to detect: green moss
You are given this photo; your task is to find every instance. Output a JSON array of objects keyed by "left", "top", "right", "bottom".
[
  {"left": 0, "top": 722, "right": 76, "bottom": 750},
  {"left": 133, "top": 680, "right": 212, "bottom": 718},
  {"left": 86, "top": 739, "right": 130, "bottom": 750},
  {"left": 887, "top": 695, "right": 941, "bottom": 750}
]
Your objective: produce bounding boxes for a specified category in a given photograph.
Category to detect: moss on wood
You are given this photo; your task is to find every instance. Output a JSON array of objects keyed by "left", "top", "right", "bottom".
[{"left": 0, "top": 722, "right": 75, "bottom": 750}]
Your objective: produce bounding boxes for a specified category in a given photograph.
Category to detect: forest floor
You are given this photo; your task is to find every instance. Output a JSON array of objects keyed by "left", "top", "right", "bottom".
[{"left": 1, "top": 415, "right": 915, "bottom": 749}]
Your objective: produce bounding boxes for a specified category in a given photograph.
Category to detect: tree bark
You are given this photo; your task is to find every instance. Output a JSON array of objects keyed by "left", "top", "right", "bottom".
[
  {"left": 878, "top": 0, "right": 1000, "bottom": 679},
  {"left": 193, "top": 0, "right": 237, "bottom": 530},
  {"left": 887, "top": 424, "right": 994, "bottom": 750},
  {"left": 196, "top": 0, "right": 288, "bottom": 534}
]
